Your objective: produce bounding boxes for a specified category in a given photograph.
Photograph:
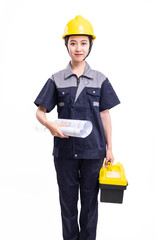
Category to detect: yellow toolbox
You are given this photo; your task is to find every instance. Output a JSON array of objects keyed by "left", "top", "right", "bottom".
[{"left": 99, "top": 162, "right": 128, "bottom": 204}]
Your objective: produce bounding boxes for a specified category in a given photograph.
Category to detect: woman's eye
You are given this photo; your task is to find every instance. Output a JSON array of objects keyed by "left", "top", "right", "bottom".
[
  {"left": 71, "top": 43, "right": 75, "bottom": 46},
  {"left": 82, "top": 42, "right": 87, "bottom": 45}
]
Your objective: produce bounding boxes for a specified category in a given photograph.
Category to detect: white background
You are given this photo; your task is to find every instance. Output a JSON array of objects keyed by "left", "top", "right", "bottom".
[{"left": 1, "top": 0, "right": 156, "bottom": 239}]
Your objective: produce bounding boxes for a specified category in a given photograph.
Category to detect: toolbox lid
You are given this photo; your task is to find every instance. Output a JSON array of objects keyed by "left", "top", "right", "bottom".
[{"left": 99, "top": 162, "right": 128, "bottom": 186}]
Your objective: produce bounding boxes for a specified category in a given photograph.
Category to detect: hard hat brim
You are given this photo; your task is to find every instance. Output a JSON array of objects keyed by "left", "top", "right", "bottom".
[{"left": 62, "top": 34, "right": 96, "bottom": 40}]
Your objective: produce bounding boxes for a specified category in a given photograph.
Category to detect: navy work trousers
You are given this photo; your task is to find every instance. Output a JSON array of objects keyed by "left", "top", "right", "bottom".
[{"left": 54, "top": 157, "right": 104, "bottom": 240}]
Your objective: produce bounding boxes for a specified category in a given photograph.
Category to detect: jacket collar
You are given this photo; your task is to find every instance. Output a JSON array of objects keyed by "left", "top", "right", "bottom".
[{"left": 64, "top": 61, "right": 94, "bottom": 79}]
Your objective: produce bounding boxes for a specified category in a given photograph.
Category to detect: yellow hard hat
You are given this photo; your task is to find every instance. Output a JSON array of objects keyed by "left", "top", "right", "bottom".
[{"left": 62, "top": 15, "right": 96, "bottom": 40}]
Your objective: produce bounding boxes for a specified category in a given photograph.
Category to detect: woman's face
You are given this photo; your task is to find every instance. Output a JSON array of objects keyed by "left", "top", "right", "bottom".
[{"left": 67, "top": 35, "right": 90, "bottom": 63}]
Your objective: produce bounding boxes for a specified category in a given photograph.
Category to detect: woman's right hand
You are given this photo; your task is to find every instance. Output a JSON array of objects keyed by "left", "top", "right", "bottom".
[{"left": 45, "top": 121, "right": 69, "bottom": 138}]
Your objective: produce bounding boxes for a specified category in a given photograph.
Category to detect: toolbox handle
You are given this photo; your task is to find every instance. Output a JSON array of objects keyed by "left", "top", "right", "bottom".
[
  {"left": 107, "top": 161, "right": 112, "bottom": 171},
  {"left": 103, "top": 160, "right": 112, "bottom": 171}
]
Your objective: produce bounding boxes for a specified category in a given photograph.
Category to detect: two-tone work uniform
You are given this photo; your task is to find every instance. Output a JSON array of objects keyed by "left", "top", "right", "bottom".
[{"left": 34, "top": 61, "right": 120, "bottom": 240}]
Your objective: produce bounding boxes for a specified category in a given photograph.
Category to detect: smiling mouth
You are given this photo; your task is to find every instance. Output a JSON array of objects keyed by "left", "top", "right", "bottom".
[{"left": 75, "top": 54, "right": 83, "bottom": 56}]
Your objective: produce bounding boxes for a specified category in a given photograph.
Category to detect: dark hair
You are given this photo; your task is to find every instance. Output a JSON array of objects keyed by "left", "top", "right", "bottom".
[{"left": 64, "top": 35, "right": 93, "bottom": 59}]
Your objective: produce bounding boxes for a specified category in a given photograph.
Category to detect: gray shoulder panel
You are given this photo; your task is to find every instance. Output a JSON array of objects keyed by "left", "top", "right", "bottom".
[
  {"left": 50, "top": 69, "right": 77, "bottom": 88},
  {"left": 49, "top": 75, "right": 55, "bottom": 81},
  {"left": 86, "top": 70, "right": 107, "bottom": 88}
]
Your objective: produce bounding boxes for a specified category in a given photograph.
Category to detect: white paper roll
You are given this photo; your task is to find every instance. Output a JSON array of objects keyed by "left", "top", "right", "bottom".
[{"left": 55, "top": 119, "right": 93, "bottom": 138}]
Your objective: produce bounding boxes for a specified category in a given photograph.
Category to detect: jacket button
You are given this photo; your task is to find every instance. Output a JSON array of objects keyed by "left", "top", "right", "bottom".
[
  {"left": 93, "top": 91, "right": 96, "bottom": 93},
  {"left": 62, "top": 92, "right": 65, "bottom": 95},
  {"left": 75, "top": 154, "right": 78, "bottom": 157}
]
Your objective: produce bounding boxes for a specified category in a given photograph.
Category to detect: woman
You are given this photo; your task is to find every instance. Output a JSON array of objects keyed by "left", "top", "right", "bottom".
[{"left": 34, "top": 15, "right": 120, "bottom": 240}]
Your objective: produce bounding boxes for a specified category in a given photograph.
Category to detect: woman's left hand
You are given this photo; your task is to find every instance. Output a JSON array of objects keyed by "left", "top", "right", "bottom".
[{"left": 105, "top": 149, "right": 114, "bottom": 165}]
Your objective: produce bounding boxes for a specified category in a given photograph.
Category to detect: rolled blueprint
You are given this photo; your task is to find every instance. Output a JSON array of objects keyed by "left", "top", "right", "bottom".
[{"left": 55, "top": 119, "right": 93, "bottom": 138}]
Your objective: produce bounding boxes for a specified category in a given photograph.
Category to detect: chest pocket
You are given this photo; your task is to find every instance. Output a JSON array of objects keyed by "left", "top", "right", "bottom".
[
  {"left": 86, "top": 88, "right": 101, "bottom": 111},
  {"left": 57, "top": 88, "right": 71, "bottom": 110}
]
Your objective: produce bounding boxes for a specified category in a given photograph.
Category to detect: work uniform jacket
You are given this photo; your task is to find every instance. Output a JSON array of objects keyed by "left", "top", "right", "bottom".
[{"left": 34, "top": 62, "right": 120, "bottom": 159}]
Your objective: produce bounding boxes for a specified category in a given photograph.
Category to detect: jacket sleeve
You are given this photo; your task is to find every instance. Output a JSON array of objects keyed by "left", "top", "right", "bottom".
[
  {"left": 34, "top": 77, "right": 57, "bottom": 113},
  {"left": 99, "top": 78, "right": 120, "bottom": 112}
]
